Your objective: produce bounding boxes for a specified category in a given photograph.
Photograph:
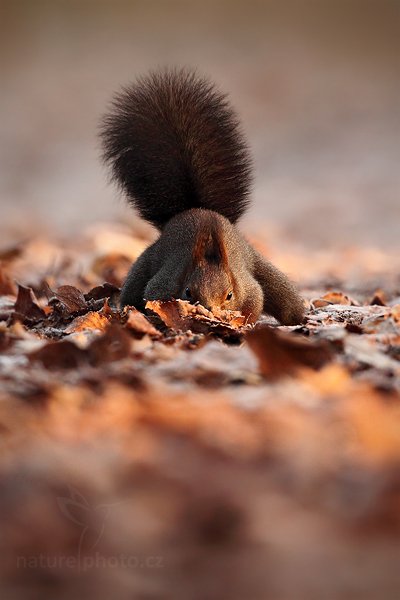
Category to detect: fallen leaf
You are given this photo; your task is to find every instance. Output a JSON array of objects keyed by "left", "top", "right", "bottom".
[
  {"left": 87, "top": 324, "right": 132, "bottom": 364},
  {"left": 311, "top": 291, "right": 355, "bottom": 308},
  {"left": 29, "top": 339, "right": 87, "bottom": 370},
  {"left": 246, "top": 325, "right": 333, "bottom": 380},
  {"left": 46, "top": 284, "right": 88, "bottom": 318},
  {"left": 65, "top": 311, "right": 110, "bottom": 333},
  {"left": 84, "top": 282, "right": 120, "bottom": 302},
  {"left": 28, "top": 323, "right": 133, "bottom": 369},
  {"left": 125, "top": 307, "right": 160, "bottom": 337},
  {"left": 100, "top": 297, "right": 115, "bottom": 318},
  {"left": 369, "top": 290, "right": 387, "bottom": 306},
  {"left": 13, "top": 284, "right": 46, "bottom": 324},
  {"left": 146, "top": 299, "right": 249, "bottom": 339}
]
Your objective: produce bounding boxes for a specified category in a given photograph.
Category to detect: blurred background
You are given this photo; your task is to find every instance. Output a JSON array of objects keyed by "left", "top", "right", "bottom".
[{"left": 1, "top": 0, "right": 399, "bottom": 248}]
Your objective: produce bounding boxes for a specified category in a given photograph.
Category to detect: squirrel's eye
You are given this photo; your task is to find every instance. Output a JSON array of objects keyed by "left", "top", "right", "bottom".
[
  {"left": 226, "top": 291, "right": 233, "bottom": 301},
  {"left": 185, "top": 287, "right": 192, "bottom": 299}
]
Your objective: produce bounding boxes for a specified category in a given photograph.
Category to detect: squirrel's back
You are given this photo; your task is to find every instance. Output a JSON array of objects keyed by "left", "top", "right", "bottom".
[{"left": 100, "top": 68, "right": 252, "bottom": 229}]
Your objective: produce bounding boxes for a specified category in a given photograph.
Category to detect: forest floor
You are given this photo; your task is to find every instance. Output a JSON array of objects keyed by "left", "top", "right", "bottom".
[{"left": 1, "top": 222, "right": 400, "bottom": 599}]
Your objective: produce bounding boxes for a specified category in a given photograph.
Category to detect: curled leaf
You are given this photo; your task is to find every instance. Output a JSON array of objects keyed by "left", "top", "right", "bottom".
[
  {"left": 13, "top": 284, "right": 46, "bottom": 324},
  {"left": 311, "top": 291, "right": 356, "bottom": 308},
  {"left": 146, "top": 299, "right": 249, "bottom": 340}
]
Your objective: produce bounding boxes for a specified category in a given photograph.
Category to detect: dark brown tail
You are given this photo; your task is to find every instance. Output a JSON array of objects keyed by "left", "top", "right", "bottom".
[{"left": 100, "top": 67, "right": 252, "bottom": 229}]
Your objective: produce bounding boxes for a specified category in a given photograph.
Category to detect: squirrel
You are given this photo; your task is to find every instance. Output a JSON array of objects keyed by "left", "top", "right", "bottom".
[{"left": 100, "top": 67, "right": 305, "bottom": 325}]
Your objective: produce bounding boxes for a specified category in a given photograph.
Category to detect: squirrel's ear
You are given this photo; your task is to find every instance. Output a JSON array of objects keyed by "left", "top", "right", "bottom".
[
  {"left": 192, "top": 229, "right": 228, "bottom": 268},
  {"left": 209, "top": 230, "right": 229, "bottom": 268},
  {"left": 192, "top": 231, "right": 207, "bottom": 267}
]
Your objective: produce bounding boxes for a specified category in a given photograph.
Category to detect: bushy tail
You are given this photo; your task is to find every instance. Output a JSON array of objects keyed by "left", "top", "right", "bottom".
[{"left": 100, "top": 67, "right": 252, "bottom": 229}]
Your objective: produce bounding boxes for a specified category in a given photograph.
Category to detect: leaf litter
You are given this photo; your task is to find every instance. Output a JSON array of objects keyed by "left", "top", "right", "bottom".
[{"left": 0, "top": 223, "right": 400, "bottom": 599}]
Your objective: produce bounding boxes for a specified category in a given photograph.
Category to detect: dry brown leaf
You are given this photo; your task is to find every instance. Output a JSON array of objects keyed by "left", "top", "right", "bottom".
[
  {"left": 369, "top": 289, "right": 387, "bottom": 306},
  {"left": 29, "top": 339, "right": 88, "bottom": 370},
  {"left": 13, "top": 284, "right": 46, "bottom": 323},
  {"left": 125, "top": 307, "right": 160, "bottom": 337},
  {"left": 65, "top": 311, "right": 110, "bottom": 333},
  {"left": 146, "top": 299, "right": 248, "bottom": 338},
  {"left": 87, "top": 323, "right": 132, "bottom": 364},
  {"left": 47, "top": 284, "right": 87, "bottom": 316},
  {"left": 311, "top": 291, "right": 355, "bottom": 308},
  {"left": 84, "top": 282, "right": 120, "bottom": 302},
  {"left": 29, "top": 323, "right": 132, "bottom": 369},
  {"left": 210, "top": 307, "right": 250, "bottom": 328},
  {"left": 246, "top": 325, "right": 333, "bottom": 380}
]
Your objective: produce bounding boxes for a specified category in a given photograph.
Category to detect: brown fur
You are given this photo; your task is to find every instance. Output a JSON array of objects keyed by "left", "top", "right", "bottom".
[
  {"left": 120, "top": 209, "right": 304, "bottom": 325},
  {"left": 100, "top": 68, "right": 251, "bottom": 228},
  {"left": 101, "top": 69, "right": 305, "bottom": 325}
]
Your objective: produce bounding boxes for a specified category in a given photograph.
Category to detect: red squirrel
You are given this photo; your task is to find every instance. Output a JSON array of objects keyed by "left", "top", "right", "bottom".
[{"left": 100, "top": 68, "right": 305, "bottom": 325}]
